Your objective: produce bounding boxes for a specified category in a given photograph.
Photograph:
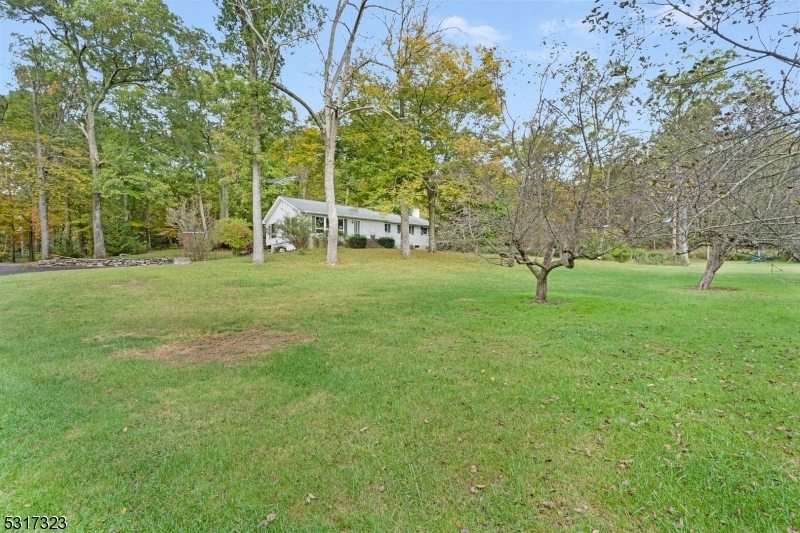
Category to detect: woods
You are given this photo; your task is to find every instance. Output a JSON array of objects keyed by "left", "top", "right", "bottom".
[{"left": 1, "top": 0, "right": 799, "bottom": 295}]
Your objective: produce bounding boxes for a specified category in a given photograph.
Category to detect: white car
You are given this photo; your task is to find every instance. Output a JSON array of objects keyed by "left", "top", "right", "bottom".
[{"left": 266, "top": 236, "right": 296, "bottom": 252}]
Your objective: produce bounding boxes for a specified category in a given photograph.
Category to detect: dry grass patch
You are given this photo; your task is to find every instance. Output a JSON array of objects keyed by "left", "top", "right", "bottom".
[{"left": 114, "top": 328, "right": 310, "bottom": 365}]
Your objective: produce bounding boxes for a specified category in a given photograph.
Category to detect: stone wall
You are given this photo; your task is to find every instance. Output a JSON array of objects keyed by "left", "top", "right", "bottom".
[{"left": 38, "top": 257, "right": 175, "bottom": 268}]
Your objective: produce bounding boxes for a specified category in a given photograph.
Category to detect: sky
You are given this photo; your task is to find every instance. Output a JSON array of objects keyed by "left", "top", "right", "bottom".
[
  {"left": 0, "top": 0, "right": 608, "bottom": 118},
  {"left": 0, "top": 0, "right": 793, "bottom": 130}
]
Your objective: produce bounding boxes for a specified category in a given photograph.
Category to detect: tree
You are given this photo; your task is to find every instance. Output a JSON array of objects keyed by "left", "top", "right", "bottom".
[
  {"left": 343, "top": 26, "right": 503, "bottom": 257},
  {"left": 230, "top": 0, "right": 421, "bottom": 265},
  {"left": 1, "top": 0, "right": 202, "bottom": 257},
  {"left": 216, "top": 0, "right": 316, "bottom": 264},
  {"left": 643, "top": 63, "right": 800, "bottom": 289},
  {"left": 446, "top": 54, "right": 645, "bottom": 303}
]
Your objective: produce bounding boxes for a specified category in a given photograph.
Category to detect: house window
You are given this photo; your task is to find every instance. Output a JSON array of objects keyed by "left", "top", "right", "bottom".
[
  {"left": 410, "top": 226, "right": 415, "bottom": 235},
  {"left": 314, "top": 216, "right": 327, "bottom": 233},
  {"left": 353, "top": 220, "right": 361, "bottom": 234},
  {"left": 268, "top": 224, "right": 277, "bottom": 238},
  {"left": 385, "top": 223, "right": 391, "bottom": 233},
  {"left": 396, "top": 224, "right": 401, "bottom": 234},
  {"left": 338, "top": 218, "right": 348, "bottom": 234},
  {"left": 421, "top": 227, "right": 428, "bottom": 236}
]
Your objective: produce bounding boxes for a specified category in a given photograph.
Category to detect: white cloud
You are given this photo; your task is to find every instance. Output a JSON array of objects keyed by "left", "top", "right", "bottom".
[{"left": 441, "top": 16, "right": 507, "bottom": 47}]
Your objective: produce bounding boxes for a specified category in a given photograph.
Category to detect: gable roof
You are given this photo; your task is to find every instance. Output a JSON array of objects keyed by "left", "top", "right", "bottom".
[{"left": 265, "top": 196, "right": 429, "bottom": 226}]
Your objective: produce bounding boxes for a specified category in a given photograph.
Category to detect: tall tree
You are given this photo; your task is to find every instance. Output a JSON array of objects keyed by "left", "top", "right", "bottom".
[
  {"left": 231, "top": 0, "right": 417, "bottom": 265},
  {"left": 216, "top": 0, "right": 313, "bottom": 263},
  {"left": 1, "top": 0, "right": 202, "bottom": 257},
  {"left": 345, "top": 28, "right": 503, "bottom": 256}
]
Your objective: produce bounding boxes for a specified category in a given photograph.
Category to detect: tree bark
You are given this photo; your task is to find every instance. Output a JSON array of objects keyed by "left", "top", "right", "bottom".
[
  {"left": 400, "top": 197, "right": 411, "bottom": 258},
  {"left": 30, "top": 71, "right": 49, "bottom": 259},
  {"left": 122, "top": 193, "right": 129, "bottom": 222},
  {"left": 535, "top": 273, "right": 548, "bottom": 303},
  {"left": 64, "top": 199, "right": 71, "bottom": 242},
  {"left": 250, "top": 36, "right": 265, "bottom": 264},
  {"left": 697, "top": 235, "right": 726, "bottom": 290},
  {"left": 677, "top": 203, "right": 690, "bottom": 265},
  {"left": 426, "top": 184, "right": 436, "bottom": 253},
  {"left": 220, "top": 181, "right": 230, "bottom": 219},
  {"left": 323, "top": 110, "right": 339, "bottom": 265},
  {"left": 28, "top": 224, "right": 35, "bottom": 262},
  {"left": 84, "top": 108, "right": 107, "bottom": 258}
]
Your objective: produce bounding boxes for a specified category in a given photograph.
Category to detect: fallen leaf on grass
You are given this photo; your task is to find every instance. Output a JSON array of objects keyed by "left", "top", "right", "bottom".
[
  {"left": 258, "top": 514, "right": 277, "bottom": 528},
  {"left": 359, "top": 426, "right": 369, "bottom": 433},
  {"left": 121, "top": 507, "right": 127, "bottom": 514},
  {"left": 378, "top": 485, "right": 385, "bottom": 492},
  {"left": 123, "top": 427, "right": 128, "bottom": 433},
  {"left": 469, "top": 465, "right": 478, "bottom": 474},
  {"left": 476, "top": 484, "right": 485, "bottom": 489},
  {"left": 788, "top": 473, "right": 798, "bottom": 483},
  {"left": 305, "top": 493, "right": 315, "bottom": 504},
  {"left": 616, "top": 459, "right": 633, "bottom": 470},
  {"left": 541, "top": 501, "right": 556, "bottom": 509},
  {"left": 470, "top": 486, "right": 477, "bottom": 494}
]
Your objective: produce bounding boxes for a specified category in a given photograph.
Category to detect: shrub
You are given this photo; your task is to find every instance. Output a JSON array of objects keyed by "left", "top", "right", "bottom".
[
  {"left": 347, "top": 234, "right": 367, "bottom": 248},
  {"left": 213, "top": 217, "right": 252, "bottom": 255},
  {"left": 377, "top": 236, "right": 395, "bottom": 249},
  {"left": 631, "top": 248, "right": 686, "bottom": 266},
  {"left": 275, "top": 215, "right": 312, "bottom": 251},
  {"left": 610, "top": 244, "right": 632, "bottom": 263}
]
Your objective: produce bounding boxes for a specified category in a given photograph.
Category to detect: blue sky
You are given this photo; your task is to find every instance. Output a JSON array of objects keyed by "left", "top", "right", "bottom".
[
  {"left": 0, "top": 0, "right": 605, "bottom": 117},
  {"left": 0, "top": 0, "right": 791, "bottom": 129}
]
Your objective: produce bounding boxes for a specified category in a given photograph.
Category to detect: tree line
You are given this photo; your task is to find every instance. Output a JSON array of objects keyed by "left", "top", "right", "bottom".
[{"left": 1, "top": 0, "right": 799, "bottom": 300}]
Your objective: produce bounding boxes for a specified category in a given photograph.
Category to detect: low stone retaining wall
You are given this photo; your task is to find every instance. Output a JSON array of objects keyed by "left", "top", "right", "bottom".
[{"left": 39, "top": 257, "right": 176, "bottom": 268}]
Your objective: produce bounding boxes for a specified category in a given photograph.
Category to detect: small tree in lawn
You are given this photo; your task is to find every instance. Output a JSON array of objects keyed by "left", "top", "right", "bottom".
[
  {"left": 447, "top": 53, "right": 647, "bottom": 303},
  {"left": 274, "top": 214, "right": 312, "bottom": 251},
  {"left": 166, "top": 199, "right": 213, "bottom": 261},
  {"left": 214, "top": 217, "right": 253, "bottom": 256}
]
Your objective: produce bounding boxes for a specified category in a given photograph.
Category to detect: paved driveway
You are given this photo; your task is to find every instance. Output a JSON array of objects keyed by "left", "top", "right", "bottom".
[{"left": 0, "top": 263, "right": 83, "bottom": 276}]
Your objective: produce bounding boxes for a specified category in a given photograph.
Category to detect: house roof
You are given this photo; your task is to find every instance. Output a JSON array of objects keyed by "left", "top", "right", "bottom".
[{"left": 265, "top": 196, "right": 429, "bottom": 226}]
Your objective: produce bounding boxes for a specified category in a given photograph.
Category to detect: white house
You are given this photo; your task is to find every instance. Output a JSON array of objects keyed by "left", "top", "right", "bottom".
[{"left": 262, "top": 196, "right": 430, "bottom": 251}]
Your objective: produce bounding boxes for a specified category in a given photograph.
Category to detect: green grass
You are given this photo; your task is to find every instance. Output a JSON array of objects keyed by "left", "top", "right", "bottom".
[{"left": 1, "top": 250, "right": 798, "bottom": 532}]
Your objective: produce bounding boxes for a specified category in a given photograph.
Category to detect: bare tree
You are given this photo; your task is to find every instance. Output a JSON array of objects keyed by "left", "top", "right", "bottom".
[
  {"left": 642, "top": 62, "right": 800, "bottom": 288},
  {"left": 446, "top": 54, "right": 647, "bottom": 302}
]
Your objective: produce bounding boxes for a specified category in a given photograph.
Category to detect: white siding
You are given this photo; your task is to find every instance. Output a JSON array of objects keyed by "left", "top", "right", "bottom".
[{"left": 262, "top": 197, "right": 429, "bottom": 250}]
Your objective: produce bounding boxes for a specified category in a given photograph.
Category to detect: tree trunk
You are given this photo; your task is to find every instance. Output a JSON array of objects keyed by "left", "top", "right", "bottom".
[
  {"left": 84, "top": 108, "right": 106, "bottom": 258},
  {"left": 10, "top": 228, "right": 15, "bottom": 263},
  {"left": 535, "top": 273, "right": 548, "bottom": 303},
  {"left": 323, "top": 110, "right": 339, "bottom": 265},
  {"left": 122, "top": 193, "right": 129, "bottom": 222},
  {"left": 249, "top": 39, "right": 265, "bottom": 264},
  {"left": 28, "top": 224, "right": 35, "bottom": 262},
  {"left": 399, "top": 197, "right": 411, "bottom": 258},
  {"left": 220, "top": 181, "right": 229, "bottom": 219},
  {"left": 31, "top": 72, "right": 49, "bottom": 260},
  {"left": 426, "top": 184, "right": 436, "bottom": 253},
  {"left": 64, "top": 199, "right": 71, "bottom": 242},
  {"left": 677, "top": 203, "right": 690, "bottom": 265},
  {"left": 697, "top": 235, "right": 726, "bottom": 290}
]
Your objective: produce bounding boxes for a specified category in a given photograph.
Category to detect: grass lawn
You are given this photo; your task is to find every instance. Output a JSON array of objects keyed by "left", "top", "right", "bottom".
[{"left": 1, "top": 250, "right": 798, "bottom": 532}]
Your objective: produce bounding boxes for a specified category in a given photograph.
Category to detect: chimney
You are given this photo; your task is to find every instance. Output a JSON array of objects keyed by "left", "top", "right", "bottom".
[{"left": 412, "top": 208, "right": 420, "bottom": 218}]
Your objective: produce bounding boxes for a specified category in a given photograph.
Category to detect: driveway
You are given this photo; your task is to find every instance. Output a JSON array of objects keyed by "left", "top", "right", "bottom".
[{"left": 0, "top": 263, "right": 83, "bottom": 276}]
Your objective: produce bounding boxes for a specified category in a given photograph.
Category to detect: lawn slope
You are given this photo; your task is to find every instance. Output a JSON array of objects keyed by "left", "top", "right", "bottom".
[{"left": 1, "top": 250, "right": 798, "bottom": 532}]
